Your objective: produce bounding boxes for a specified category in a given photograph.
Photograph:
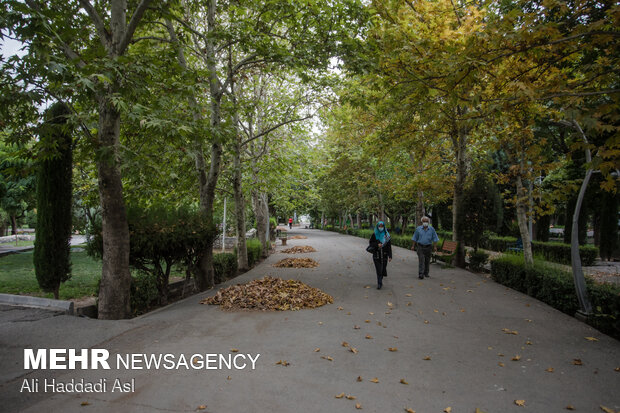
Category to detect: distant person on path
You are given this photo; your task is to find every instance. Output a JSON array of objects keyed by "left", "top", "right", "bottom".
[
  {"left": 289, "top": 218, "right": 293, "bottom": 229},
  {"left": 411, "top": 216, "right": 439, "bottom": 279},
  {"left": 369, "top": 221, "right": 392, "bottom": 290}
]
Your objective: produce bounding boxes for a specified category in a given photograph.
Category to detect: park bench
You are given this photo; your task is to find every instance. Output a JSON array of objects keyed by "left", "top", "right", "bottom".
[
  {"left": 507, "top": 238, "right": 523, "bottom": 253},
  {"left": 432, "top": 240, "right": 458, "bottom": 263}
]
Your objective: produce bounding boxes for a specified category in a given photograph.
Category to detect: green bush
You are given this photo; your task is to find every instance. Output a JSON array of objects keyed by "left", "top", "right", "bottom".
[
  {"left": 130, "top": 271, "right": 159, "bottom": 316},
  {"left": 247, "top": 239, "right": 263, "bottom": 267},
  {"left": 468, "top": 250, "right": 489, "bottom": 272},
  {"left": 87, "top": 204, "right": 217, "bottom": 305},
  {"left": 214, "top": 252, "right": 238, "bottom": 284},
  {"left": 480, "top": 235, "right": 599, "bottom": 266},
  {"left": 491, "top": 255, "right": 620, "bottom": 339}
]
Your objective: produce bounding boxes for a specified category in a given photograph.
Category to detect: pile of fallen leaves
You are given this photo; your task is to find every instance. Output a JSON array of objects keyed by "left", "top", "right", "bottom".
[
  {"left": 273, "top": 258, "right": 319, "bottom": 268},
  {"left": 281, "top": 246, "right": 316, "bottom": 253},
  {"left": 289, "top": 235, "right": 308, "bottom": 239},
  {"left": 200, "top": 276, "right": 333, "bottom": 311}
]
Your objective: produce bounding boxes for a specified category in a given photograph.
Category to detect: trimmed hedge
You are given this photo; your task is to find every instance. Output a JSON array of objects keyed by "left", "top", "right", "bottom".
[
  {"left": 214, "top": 252, "right": 238, "bottom": 284},
  {"left": 414, "top": 229, "right": 599, "bottom": 266},
  {"left": 491, "top": 255, "right": 620, "bottom": 339},
  {"left": 247, "top": 239, "right": 263, "bottom": 267}
]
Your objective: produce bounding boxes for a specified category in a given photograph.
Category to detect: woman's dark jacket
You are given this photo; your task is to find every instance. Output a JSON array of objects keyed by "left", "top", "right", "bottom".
[{"left": 369, "top": 233, "right": 392, "bottom": 261}]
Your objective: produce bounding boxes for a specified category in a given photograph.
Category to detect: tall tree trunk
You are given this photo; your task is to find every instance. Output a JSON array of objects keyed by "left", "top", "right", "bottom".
[
  {"left": 233, "top": 136, "right": 248, "bottom": 270},
  {"left": 356, "top": 213, "right": 361, "bottom": 229},
  {"left": 252, "top": 190, "right": 270, "bottom": 257},
  {"left": 451, "top": 117, "right": 468, "bottom": 268},
  {"left": 516, "top": 175, "right": 534, "bottom": 265},
  {"left": 320, "top": 211, "right": 325, "bottom": 229},
  {"left": 95, "top": 95, "right": 131, "bottom": 319},
  {"left": 10, "top": 215, "right": 17, "bottom": 235},
  {"left": 416, "top": 190, "right": 425, "bottom": 224}
]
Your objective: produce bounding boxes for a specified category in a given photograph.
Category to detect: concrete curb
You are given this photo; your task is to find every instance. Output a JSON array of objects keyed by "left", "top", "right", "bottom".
[{"left": 0, "top": 293, "right": 74, "bottom": 315}]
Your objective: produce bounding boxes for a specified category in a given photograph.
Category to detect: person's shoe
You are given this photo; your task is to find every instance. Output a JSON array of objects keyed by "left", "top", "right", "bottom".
[
  {"left": 377, "top": 285, "right": 382, "bottom": 290},
  {"left": 418, "top": 275, "right": 424, "bottom": 279},
  {"left": 383, "top": 274, "right": 387, "bottom": 277},
  {"left": 424, "top": 274, "right": 429, "bottom": 278}
]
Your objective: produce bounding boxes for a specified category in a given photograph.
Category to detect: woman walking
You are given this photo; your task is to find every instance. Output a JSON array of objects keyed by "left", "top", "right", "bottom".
[{"left": 369, "top": 221, "right": 392, "bottom": 289}]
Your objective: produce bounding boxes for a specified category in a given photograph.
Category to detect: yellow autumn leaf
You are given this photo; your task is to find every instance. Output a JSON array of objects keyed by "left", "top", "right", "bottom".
[
  {"left": 387, "top": 301, "right": 393, "bottom": 307},
  {"left": 526, "top": 341, "right": 533, "bottom": 345},
  {"left": 81, "top": 402, "right": 90, "bottom": 406},
  {"left": 346, "top": 395, "right": 356, "bottom": 400},
  {"left": 515, "top": 400, "right": 525, "bottom": 406},
  {"left": 565, "top": 406, "right": 575, "bottom": 410},
  {"left": 405, "top": 294, "right": 412, "bottom": 297},
  {"left": 546, "top": 367, "right": 554, "bottom": 372},
  {"left": 475, "top": 409, "right": 487, "bottom": 413},
  {"left": 498, "top": 362, "right": 505, "bottom": 367},
  {"left": 335, "top": 393, "right": 345, "bottom": 399},
  {"left": 349, "top": 347, "right": 358, "bottom": 354},
  {"left": 355, "top": 403, "right": 362, "bottom": 409},
  {"left": 400, "top": 378, "right": 409, "bottom": 385},
  {"left": 615, "top": 367, "right": 620, "bottom": 372},
  {"left": 407, "top": 302, "right": 412, "bottom": 306},
  {"left": 424, "top": 356, "right": 431, "bottom": 360},
  {"left": 585, "top": 336, "right": 599, "bottom": 342},
  {"left": 230, "top": 348, "right": 239, "bottom": 353},
  {"left": 512, "top": 355, "right": 521, "bottom": 361},
  {"left": 369, "top": 312, "right": 374, "bottom": 315},
  {"left": 573, "top": 359, "right": 583, "bottom": 365},
  {"left": 424, "top": 320, "right": 429, "bottom": 324},
  {"left": 600, "top": 406, "right": 615, "bottom": 413},
  {"left": 354, "top": 325, "right": 361, "bottom": 329},
  {"left": 365, "top": 334, "right": 373, "bottom": 339},
  {"left": 314, "top": 348, "right": 320, "bottom": 352},
  {"left": 370, "top": 377, "right": 379, "bottom": 383},
  {"left": 365, "top": 319, "right": 370, "bottom": 323},
  {"left": 197, "top": 406, "right": 207, "bottom": 410},
  {"left": 337, "top": 306, "right": 343, "bottom": 310},
  {"left": 342, "top": 341, "right": 349, "bottom": 347},
  {"left": 388, "top": 347, "right": 398, "bottom": 352},
  {"left": 444, "top": 408, "right": 452, "bottom": 413},
  {"left": 405, "top": 409, "right": 416, "bottom": 413}
]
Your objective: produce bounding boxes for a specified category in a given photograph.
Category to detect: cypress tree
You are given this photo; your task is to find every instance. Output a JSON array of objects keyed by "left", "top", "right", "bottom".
[
  {"left": 599, "top": 191, "right": 618, "bottom": 261},
  {"left": 34, "top": 102, "right": 73, "bottom": 299}
]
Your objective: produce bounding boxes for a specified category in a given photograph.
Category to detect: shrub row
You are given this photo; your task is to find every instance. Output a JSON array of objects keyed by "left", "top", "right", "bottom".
[
  {"left": 421, "top": 230, "right": 599, "bottom": 266},
  {"left": 491, "top": 255, "right": 620, "bottom": 339}
]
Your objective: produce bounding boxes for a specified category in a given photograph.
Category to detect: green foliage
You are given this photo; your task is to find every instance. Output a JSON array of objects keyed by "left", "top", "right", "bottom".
[
  {"left": 461, "top": 172, "right": 503, "bottom": 250},
  {"left": 87, "top": 204, "right": 217, "bottom": 304},
  {"left": 468, "top": 250, "right": 490, "bottom": 272},
  {"left": 246, "top": 239, "right": 263, "bottom": 268},
  {"left": 34, "top": 102, "right": 73, "bottom": 299},
  {"left": 491, "top": 255, "right": 620, "bottom": 339},
  {"left": 214, "top": 253, "right": 238, "bottom": 284},
  {"left": 129, "top": 272, "right": 159, "bottom": 316}
]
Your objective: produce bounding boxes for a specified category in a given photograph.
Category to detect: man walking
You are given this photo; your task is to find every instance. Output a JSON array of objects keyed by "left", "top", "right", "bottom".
[{"left": 411, "top": 216, "right": 439, "bottom": 280}]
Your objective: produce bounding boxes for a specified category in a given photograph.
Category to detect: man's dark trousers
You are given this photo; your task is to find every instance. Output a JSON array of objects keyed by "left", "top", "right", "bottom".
[{"left": 417, "top": 244, "right": 432, "bottom": 278}]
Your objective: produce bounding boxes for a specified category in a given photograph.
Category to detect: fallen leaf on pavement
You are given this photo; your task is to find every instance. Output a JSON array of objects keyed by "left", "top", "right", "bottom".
[
  {"left": 346, "top": 395, "right": 356, "bottom": 400},
  {"left": 424, "top": 356, "right": 431, "bottom": 360},
  {"left": 565, "top": 406, "right": 575, "bottom": 410},
  {"left": 585, "top": 336, "right": 599, "bottom": 342},
  {"left": 275, "top": 360, "right": 290, "bottom": 366},
  {"left": 512, "top": 355, "right": 521, "bottom": 361},
  {"left": 365, "top": 334, "right": 373, "bottom": 339},
  {"left": 515, "top": 400, "right": 525, "bottom": 406},
  {"left": 349, "top": 347, "right": 358, "bottom": 354},
  {"left": 600, "top": 406, "right": 615, "bottom": 413},
  {"left": 502, "top": 328, "right": 519, "bottom": 335},
  {"left": 81, "top": 402, "right": 90, "bottom": 406},
  {"left": 314, "top": 348, "right": 320, "bottom": 352},
  {"left": 498, "top": 362, "right": 505, "bottom": 367},
  {"left": 526, "top": 341, "right": 533, "bottom": 345},
  {"left": 546, "top": 367, "right": 554, "bottom": 372},
  {"left": 370, "top": 377, "right": 379, "bottom": 383},
  {"left": 573, "top": 359, "right": 583, "bottom": 366},
  {"left": 321, "top": 356, "right": 334, "bottom": 361},
  {"left": 337, "top": 306, "right": 344, "bottom": 310},
  {"left": 405, "top": 409, "right": 416, "bottom": 413},
  {"left": 365, "top": 320, "right": 370, "bottom": 323},
  {"left": 444, "top": 408, "right": 452, "bottom": 413},
  {"left": 335, "top": 393, "right": 345, "bottom": 399},
  {"left": 388, "top": 347, "right": 398, "bottom": 352},
  {"left": 355, "top": 403, "right": 362, "bottom": 409},
  {"left": 354, "top": 325, "right": 361, "bottom": 329},
  {"left": 197, "top": 406, "right": 207, "bottom": 411},
  {"left": 400, "top": 378, "right": 409, "bottom": 385},
  {"left": 342, "top": 341, "right": 349, "bottom": 347},
  {"left": 356, "top": 376, "right": 363, "bottom": 382},
  {"left": 230, "top": 348, "right": 239, "bottom": 353}
]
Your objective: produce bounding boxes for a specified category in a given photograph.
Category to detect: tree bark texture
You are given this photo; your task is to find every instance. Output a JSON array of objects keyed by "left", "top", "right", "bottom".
[
  {"left": 516, "top": 175, "right": 534, "bottom": 265},
  {"left": 451, "top": 120, "right": 467, "bottom": 268},
  {"left": 95, "top": 95, "right": 131, "bottom": 319}
]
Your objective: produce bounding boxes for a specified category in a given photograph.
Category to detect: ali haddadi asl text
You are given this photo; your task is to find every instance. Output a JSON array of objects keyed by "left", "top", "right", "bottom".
[{"left": 20, "top": 349, "right": 261, "bottom": 393}]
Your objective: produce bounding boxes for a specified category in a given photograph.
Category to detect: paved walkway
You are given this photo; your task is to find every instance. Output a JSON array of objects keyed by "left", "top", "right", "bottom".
[{"left": 0, "top": 229, "right": 618, "bottom": 413}]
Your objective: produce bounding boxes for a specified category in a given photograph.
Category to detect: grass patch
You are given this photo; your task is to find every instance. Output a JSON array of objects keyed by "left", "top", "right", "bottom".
[
  {"left": 0, "top": 240, "right": 35, "bottom": 248},
  {"left": 0, "top": 250, "right": 101, "bottom": 300}
]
